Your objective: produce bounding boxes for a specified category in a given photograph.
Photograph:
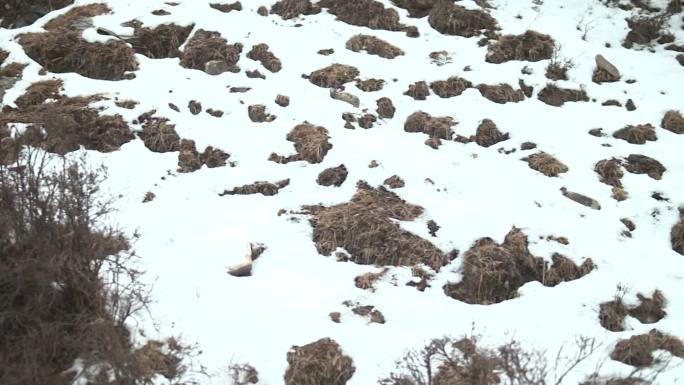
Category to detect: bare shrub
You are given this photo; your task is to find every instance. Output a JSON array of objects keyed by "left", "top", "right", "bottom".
[
  {"left": 346, "top": 34, "right": 404, "bottom": 58},
  {"left": 546, "top": 45, "right": 574, "bottom": 81},
  {"left": 428, "top": 0, "right": 498, "bottom": 37},
  {"left": 308, "top": 64, "right": 360, "bottom": 88},
  {"left": 180, "top": 29, "right": 243, "bottom": 72},
  {"left": 430, "top": 76, "right": 472, "bottom": 98},
  {"left": 271, "top": 0, "right": 321, "bottom": 19},
  {"left": 269, "top": 123, "right": 332, "bottom": 164},
  {"left": 537, "top": 84, "right": 589, "bottom": 106},
  {"left": 522, "top": 152, "right": 568, "bottom": 177},
  {"left": 486, "top": 31, "right": 555, "bottom": 64},
  {"left": 661, "top": 110, "right": 684, "bottom": 134},
  {"left": 613, "top": 124, "right": 657, "bottom": 144},
  {"left": 284, "top": 338, "right": 355, "bottom": 385}
]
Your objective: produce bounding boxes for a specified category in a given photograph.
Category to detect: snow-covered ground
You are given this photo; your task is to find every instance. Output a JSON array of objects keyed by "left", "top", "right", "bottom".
[{"left": 2, "top": 0, "right": 684, "bottom": 384}]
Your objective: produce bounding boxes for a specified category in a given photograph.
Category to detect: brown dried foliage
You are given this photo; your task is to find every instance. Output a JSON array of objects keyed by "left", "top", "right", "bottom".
[
  {"left": 356, "top": 78, "right": 385, "bottom": 92},
  {"left": 318, "top": 0, "right": 406, "bottom": 32},
  {"left": 1, "top": 0, "right": 74, "bottom": 29},
  {"left": 477, "top": 83, "right": 525, "bottom": 104},
  {"left": 486, "top": 31, "right": 555, "bottom": 64},
  {"left": 428, "top": 0, "right": 498, "bottom": 37},
  {"left": 672, "top": 209, "right": 684, "bottom": 255},
  {"left": 624, "top": 154, "right": 665, "bottom": 179},
  {"left": 309, "top": 64, "right": 360, "bottom": 88},
  {"left": 220, "top": 179, "right": 290, "bottom": 196},
  {"left": 284, "top": 338, "right": 355, "bottom": 385},
  {"left": 317, "top": 164, "right": 348, "bottom": 187},
  {"left": 472, "top": 119, "right": 509, "bottom": 147},
  {"left": 661, "top": 110, "right": 684, "bottom": 134},
  {"left": 270, "top": 123, "right": 332, "bottom": 164},
  {"left": 521, "top": 152, "right": 568, "bottom": 177},
  {"left": 611, "top": 329, "right": 684, "bottom": 367},
  {"left": 43, "top": 3, "right": 110, "bottom": 31},
  {"left": 247, "top": 43, "right": 282, "bottom": 73},
  {"left": 376, "top": 97, "right": 395, "bottom": 119},
  {"left": 594, "top": 158, "right": 624, "bottom": 187},
  {"left": 430, "top": 76, "right": 472, "bottom": 98},
  {"left": 404, "top": 111, "right": 456, "bottom": 143},
  {"left": 270, "top": 0, "right": 321, "bottom": 20},
  {"left": 537, "top": 84, "right": 589, "bottom": 106},
  {"left": 404, "top": 81, "right": 430, "bottom": 100},
  {"left": 179, "top": 29, "right": 243, "bottom": 71},
  {"left": 613, "top": 124, "right": 657, "bottom": 144},
  {"left": 210, "top": 1, "right": 242, "bottom": 13},
  {"left": 131, "top": 23, "right": 194, "bottom": 59},
  {"left": 346, "top": 34, "right": 404, "bottom": 59}
]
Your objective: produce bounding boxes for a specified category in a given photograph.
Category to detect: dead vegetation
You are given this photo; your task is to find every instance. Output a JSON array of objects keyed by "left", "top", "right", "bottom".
[
  {"left": 611, "top": 329, "right": 684, "bottom": 367},
  {"left": 623, "top": 14, "right": 668, "bottom": 48},
  {"left": 130, "top": 23, "right": 194, "bottom": 59},
  {"left": 600, "top": 290, "right": 667, "bottom": 332},
  {"left": 477, "top": 83, "right": 525, "bottom": 104},
  {"left": 346, "top": 35, "right": 404, "bottom": 59},
  {"left": 270, "top": 0, "right": 321, "bottom": 19},
  {"left": 302, "top": 181, "right": 449, "bottom": 270},
  {"left": 228, "top": 363, "right": 259, "bottom": 385},
  {"left": 0, "top": 0, "right": 74, "bottom": 29},
  {"left": 248, "top": 104, "right": 277, "bottom": 122},
  {"left": 318, "top": 0, "right": 416, "bottom": 36},
  {"left": 384, "top": 175, "right": 405, "bottom": 189},
  {"left": 661, "top": 110, "right": 684, "bottom": 134},
  {"left": 220, "top": 179, "right": 290, "bottom": 196},
  {"left": 356, "top": 78, "right": 385, "bottom": 92},
  {"left": 537, "top": 84, "right": 589, "bottom": 106},
  {"left": 179, "top": 29, "right": 243, "bottom": 74},
  {"left": 247, "top": 43, "right": 282, "bottom": 73},
  {"left": 308, "top": 64, "right": 360, "bottom": 88},
  {"left": 355, "top": 268, "right": 389, "bottom": 291},
  {"left": 284, "top": 338, "right": 355, "bottom": 385},
  {"left": 429, "top": 76, "right": 472, "bottom": 98},
  {"left": 376, "top": 97, "right": 396, "bottom": 118},
  {"left": 404, "top": 81, "right": 431, "bottom": 100},
  {"left": 269, "top": 123, "right": 332, "bottom": 164},
  {"left": 317, "top": 164, "right": 348, "bottom": 187},
  {"left": 486, "top": 30, "right": 555, "bottom": 63},
  {"left": 472, "top": 119, "right": 509, "bottom": 147},
  {"left": 19, "top": 31, "right": 138, "bottom": 80},
  {"left": 427, "top": 1, "right": 498, "bottom": 37},
  {"left": 595, "top": 158, "right": 624, "bottom": 187},
  {"left": 138, "top": 117, "right": 181, "bottom": 153},
  {"left": 613, "top": 124, "right": 657, "bottom": 144},
  {"left": 346, "top": 302, "right": 386, "bottom": 324},
  {"left": 42, "top": 3, "right": 110, "bottom": 31},
  {"left": 444, "top": 227, "right": 594, "bottom": 304},
  {"left": 177, "top": 139, "right": 230, "bottom": 173},
  {"left": 404, "top": 111, "right": 456, "bottom": 146},
  {"left": 521, "top": 152, "right": 569, "bottom": 177},
  {"left": 673, "top": 209, "right": 684, "bottom": 255},
  {"left": 391, "top": 0, "right": 437, "bottom": 18},
  {"left": 624, "top": 154, "right": 666, "bottom": 179},
  {"left": 210, "top": 1, "right": 242, "bottom": 13},
  {"left": 275, "top": 94, "right": 290, "bottom": 107}
]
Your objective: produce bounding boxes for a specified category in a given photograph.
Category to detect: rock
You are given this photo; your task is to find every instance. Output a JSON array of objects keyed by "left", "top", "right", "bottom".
[
  {"left": 595, "top": 54, "right": 620, "bottom": 79},
  {"left": 204, "top": 59, "right": 231, "bottom": 75},
  {"left": 561, "top": 187, "right": 601, "bottom": 210},
  {"left": 625, "top": 99, "right": 636, "bottom": 111},
  {"left": 330, "top": 89, "right": 359, "bottom": 107}
]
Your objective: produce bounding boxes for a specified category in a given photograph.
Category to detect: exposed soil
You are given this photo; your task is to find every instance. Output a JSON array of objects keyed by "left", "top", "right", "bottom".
[
  {"left": 179, "top": 29, "right": 243, "bottom": 73},
  {"left": 611, "top": 329, "right": 684, "bottom": 367},
  {"left": 302, "top": 181, "right": 450, "bottom": 270},
  {"left": 444, "top": 227, "right": 594, "bottom": 304},
  {"left": 271, "top": 0, "right": 321, "bottom": 20},
  {"left": 427, "top": 1, "right": 498, "bottom": 37},
  {"left": 661, "top": 110, "right": 684, "bottom": 134},
  {"left": 376, "top": 97, "right": 395, "bottom": 119},
  {"left": 613, "top": 124, "right": 657, "bottom": 144},
  {"left": 430, "top": 76, "right": 472, "bottom": 98},
  {"left": 247, "top": 44, "right": 282, "bottom": 73},
  {"left": 486, "top": 31, "right": 555, "bottom": 64},
  {"left": 317, "top": 164, "right": 348, "bottom": 187},
  {"left": 269, "top": 123, "right": 332, "bottom": 164},
  {"left": 404, "top": 81, "right": 430, "bottom": 100},
  {"left": 248, "top": 104, "right": 277, "bottom": 122},
  {"left": 284, "top": 338, "right": 355, "bottom": 385},
  {"left": 346, "top": 35, "right": 404, "bottom": 59},
  {"left": 477, "top": 83, "right": 525, "bottom": 104},
  {"left": 472, "top": 119, "right": 509, "bottom": 147},
  {"left": 219, "top": 179, "right": 290, "bottom": 196},
  {"left": 537, "top": 84, "right": 589, "bottom": 106},
  {"left": 131, "top": 23, "right": 194, "bottom": 59},
  {"left": 308, "top": 64, "right": 360, "bottom": 88},
  {"left": 521, "top": 152, "right": 568, "bottom": 177},
  {"left": 624, "top": 154, "right": 665, "bottom": 179},
  {"left": 404, "top": 111, "right": 456, "bottom": 144},
  {"left": 356, "top": 78, "right": 385, "bottom": 92}
]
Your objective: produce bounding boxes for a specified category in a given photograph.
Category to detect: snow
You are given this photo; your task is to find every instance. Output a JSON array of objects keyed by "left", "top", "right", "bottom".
[{"left": 2, "top": 0, "right": 684, "bottom": 384}]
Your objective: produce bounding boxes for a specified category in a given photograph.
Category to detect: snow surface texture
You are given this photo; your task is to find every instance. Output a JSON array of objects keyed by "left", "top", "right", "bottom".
[{"left": 2, "top": 0, "right": 684, "bottom": 384}]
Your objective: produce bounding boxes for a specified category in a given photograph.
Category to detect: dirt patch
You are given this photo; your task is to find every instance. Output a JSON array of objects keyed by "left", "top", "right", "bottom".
[
  {"left": 138, "top": 117, "right": 181, "bottom": 152},
  {"left": 661, "top": 110, "right": 684, "bottom": 134},
  {"left": 179, "top": 29, "right": 242, "bottom": 73},
  {"left": 404, "top": 81, "right": 430, "bottom": 100},
  {"left": 309, "top": 64, "right": 360, "bottom": 88},
  {"left": 624, "top": 154, "right": 665, "bottom": 179},
  {"left": 271, "top": 0, "right": 321, "bottom": 20},
  {"left": 672, "top": 209, "right": 684, "bottom": 255},
  {"left": 472, "top": 119, "right": 509, "bottom": 147},
  {"left": 346, "top": 35, "right": 404, "bottom": 59},
  {"left": 356, "top": 78, "right": 385, "bottom": 92},
  {"left": 613, "top": 124, "right": 657, "bottom": 144},
  {"left": 270, "top": 123, "right": 332, "bottom": 164},
  {"left": 430, "top": 76, "right": 472, "bottom": 98},
  {"left": 355, "top": 268, "right": 389, "bottom": 291},
  {"left": 521, "top": 152, "right": 568, "bottom": 177},
  {"left": 210, "top": 2, "right": 242, "bottom": 12},
  {"left": 485, "top": 30, "right": 555, "bottom": 64},
  {"left": 595, "top": 158, "right": 624, "bottom": 187},
  {"left": 384, "top": 175, "right": 405, "bottom": 189},
  {"left": 427, "top": 1, "right": 498, "bottom": 37},
  {"left": 444, "top": 227, "right": 593, "bottom": 304},
  {"left": 248, "top": 104, "right": 276, "bottom": 122},
  {"left": 275, "top": 94, "right": 290, "bottom": 107},
  {"left": 391, "top": 0, "right": 437, "bottom": 18},
  {"left": 611, "top": 329, "right": 684, "bottom": 367},
  {"left": 1, "top": 0, "right": 74, "bottom": 29},
  {"left": 302, "top": 181, "right": 449, "bottom": 270},
  {"left": 477, "top": 83, "right": 525, "bottom": 104},
  {"left": 131, "top": 23, "right": 194, "bottom": 59},
  {"left": 188, "top": 100, "right": 202, "bottom": 115},
  {"left": 19, "top": 31, "right": 138, "bottom": 81},
  {"left": 404, "top": 111, "right": 456, "bottom": 145},
  {"left": 284, "top": 338, "right": 355, "bottom": 385},
  {"left": 318, "top": 0, "right": 415, "bottom": 36},
  {"left": 537, "top": 84, "right": 589, "bottom": 106},
  {"left": 177, "top": 139, "right": 230, "bottom": 173},
  {"left": 43, "top": 3, "right": 110, "bottom": 31},
  {"left": 317, "top": 164, "right": 348, "bottom": 187},
  {"left": 376, "top": 97, "right": 395, "bottom": 119},
  {"left": 220, "top": 179, "right": 290, "bottom": 196},
  {"left": 247, "top": 43, "right": 282, "bottom": 73}
]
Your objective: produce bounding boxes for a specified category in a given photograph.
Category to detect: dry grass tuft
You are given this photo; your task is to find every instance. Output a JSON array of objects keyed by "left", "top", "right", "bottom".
[
  {"left": 384, "top": 175, "right": 405, "bottom": 189},
  {"left": 376, "top": 97, "right": 395, "bottom": 119},
  {"left": 309, "top": 64, "right": 360, "bottom": 88},
  {"left": 672, "top": 209, "right": 684, "bottom": 255},
  {"left": 14, "top": 79, "right": 63, "bottom": 109},
  {"left": 138, "top": 117, "right": 181, "bottom": 153},
  {"left": 248, "top": 104, "right": 277, "bottom": 122},
  {"left": 43, "top": 3, "right": 110, "bottom": 31},
  {"left": 177, "top": 139, "right": 230, "bottom": 173},
  {"left": 623, "top": 14, "right": 667, "bottom": 48},
  {"left": 269, "top": 123, "right": 332, "bottom": 164},
  {"left": 613, "top": 124, "right": 657, "bottom": 144},
  {"left": 486, "top": 30, "right": 554, "bottom": 63},
  {"left": 537, "top": 84, "right": 589, "bottom": 106},
  {"left": 180, "top": 29, "right": 243, "bottom": 73},
  {"left": 661, "top": 110, "right": 684, "bottom": 134},
  {"left": 624, "top": 154, "right": 666, "bottom": 179},
  {"left": 391, "top": 0, "right": 437, "bottom": 18},
  {"left": 594, "top": 158, "right": 624, "bottom": 188},
  {"left": 346, "top": 35, "right": 404, "bottom": 59},
  {"left": 404, "top": 81, "right": 431, "bottom": 100},
  {"left": 404, "top": 111, "right": 456, "bottom": 144},
  {"left": 247, "top": 43, "right": 282, "bottom": 73},
  {"left": 472, "top": 119, "right": 509, "bottom": 147},
  {"left": 1, "top": 0, "right": 74, "bottom": 29},
  {"left": 611, "top": 329, "right": 684, "bottom": 367},
  {"left": 317, "top": 164, "right": 348, "bottom": 187},
  {"left": 356, "top": 78, "right": 385, "bottom": 92},
  {"left": 430, "top": 76, "right": 472, "bottom": 98},
  {"left": 521, "top": 152, "right": 568, "bottom": 177},
  {"left": 302, "top": 181, "right": 450, "bottom": 270},
  {"left": 427, "top": 0, "right": 498, "bottom": 37},
  {"left": 477, "top": 83, "right": 525, "bottom": 104},
  {"left": 318, "top": 0, "right": 412, "bottom": 34},
  {"left": 271, "top": 0, "right": 321, "bottom": 19},
  {"left": 355, "top": 268, "right": 389, "bottom": 291},
  {"left": 284, "top": 338, "right": 355, "bottom": 385},
  {"left": 131, "top": 23, "right": 194, "bottom": 59},
  {"left": 220, "top": 179, "right": 290, "bottom": 196}
]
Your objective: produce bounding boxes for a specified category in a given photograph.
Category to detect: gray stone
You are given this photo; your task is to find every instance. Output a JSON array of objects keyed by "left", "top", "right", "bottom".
[
  {"left": 595, "top": 54, "right": 620, "bottom": 79},
  {"left": 204, "top": 60, "right": 231, "bottom": 75},
  {"left": 561, "top": 187, "right": 601, "bottom": 210},
  {"left": 330, "top": 89, "right": 360, "bottom": 108}
]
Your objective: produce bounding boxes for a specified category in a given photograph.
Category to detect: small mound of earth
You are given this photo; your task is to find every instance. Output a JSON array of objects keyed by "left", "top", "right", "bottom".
[
  {"left": 404, "top": 81, "right": 430, "bottom": 100},
  {"left": 624, "top": 154, "right": 665, "bottom": 179},
  {"left": 485, "top": 31, "right": 555, "bottom": 64},
  {"left": 317, "top": 164, "right": 348, "bottom": 187},
  {"left": 269, "top": 123, "right": 332, "bottom": 164},
  {"left": 600, "top": 290, "right": 667, "bottom": 332},
  {"left": 219, "top": 179, "right": 290, "bottom": 196},
  {"left": 177, "top": 139, "right": 230, "bottom": 173},
  {"left": 376, "top": 97, "right": 395, "bottom": 119},
  {"left": 521, "top": 152, "right": 568, "bottom": 177},
  {"left": 428, "top": 1, "right": 498, "bottom": 37},
  {"left": 613, "top": 124, "right": 657, "bottom": 144},
  {"left": 430, "top": 77, "right": 472, "bottom": 98},
  {"left": 345, "top": 34, "right": 404, "bottom": 59},
  {"left": 301, "top": 181, "right": 450, "bottom": 270},
  {"left": 308, "top": 64, "right": 360, "bottom": 88},
  {"left": 247, "top": 43, "right": 282, "bottom": 73},
  {"left": 404, "top": 111, "right": 456, "bottom": 145},
  {"left": 477, "top": 83, "right": 525, "bottom": 104},
  {"left": 284, "top": 338, "right": 355, "bottom": 385},
  {"left": 611, "top": 329, "right": 684, "bottom": 367},
  {"left": 131, "top": 23, "right": 194, "bottom": 59},
  {"left": 356, "top": 78, "right": 385, "bottom": 92},
  {"left": 179, "top": 29, "right": 242, "bottom": 74},
  {"left": 271, "top": 0, "right": 321, "bottom": 20},
  {"left": 472, "top": 119, "right": 509, "bottom": 147},
  {"left": 537, "top": 84, "right": 589, "bottom": 106},
  {"left": 661, "top": 110, "right": 684, "bottom": 134}
]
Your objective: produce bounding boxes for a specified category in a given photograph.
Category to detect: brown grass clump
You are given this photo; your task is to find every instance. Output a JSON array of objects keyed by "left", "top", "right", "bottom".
[
  {"left": 623, "top": 14, "right": 667, "bottom": 48},
  {"left": 600, "top": 299, "right": 629, "bottom": 332},
  {"left": 18, "top": 31, "right": 138, "bottom": 80},
  {"left": 179, "top": 29, "right": 243, "bottom": 73},
  {"left": 404, "top": 111, "right": 456, "bottom": 144},
  {"left": 630, "top": 291, "right": 667, "bottom": 324},
  {"left": 358, "top": 114, "right": 377, "bottom": 129},
  {"left": 138, "top": 117, "right": 181, "bottom": 152},
  {"left": 116, "top": 99, "right": 138, "bottom": 109},
  {"left": 546, "top": 63, "right": 569, "bottom": 81},
  {"left": 247, "top": 43, "right": 282, "bottom": 73},
  {"left": 404, "top": 81, "right": 430, "bottom": 100},
  {"left": 430, "top": 76, "right": 472, "bottom": 98},
  {"left": 355, "top": 268, "right": 389, "bottom": 291},
  {"left": 384, "top": 175, "right": 405, "bottom": 189},
  {"left": 477, "top": 83, "right": 525, "bottom": 104},
  {"left": 427, "top": 0, "right": 498, "bottom": 37},
  {"left": 131, "top": 23, "right": 194, "bottom": 59},
  {"left": 270, "top": 123, "right": 332, "bottom": 164},
  {"left": 43, "top": 3, "right": 110, "bottom": 31},
  {"left": 0, "top": 0, "right": 74, "bottom": 29},
  {"left": 661, "top": 110, "right": 684, "bottom": 134},
  {"left": 0, "top": 62, "right": 27, "bottom": 78},
  {"left": 391, "top": 0, "right": 437, "bottom": 18},
  {"left": 302, "top": 181, "right": 449, "bottom": 270},
  {"left": 317, "top": 164, "right": 348, "bottom": 187},
  {"left": 220, "top": 179, "right": 290, "bottom": 196},
  {"left": 593, "top": 68, "right": 620, "bottom": 83},
  {"left": 284, "top": 338, "right": 355, "bottom": 385},
  {"left": 611, "top": 329, "right": 684, "bottom": 367},
  {"left": 309, "top": 64, "right": 360, "bottom": 88},
  {"left": 376, "top": 97, "right": 395, "bottom": 119},
  {"left": 521, "top": 152, "right": 568, "bottom": 177},
  {"left": 485, "top": 30, "right": 555, "bottom": 64},
  {"left": 318, "top": 0, "right": 407, "bottom": 32},
  {"left": 248, "top": 104, "right": 277, "bottom": 122},
  {"left": 672, "top": 209, "right": 684, "bottom": 255},
  {"left": 537, "top": 84, "right": 589, "bottom": 106},
  {"left": 356, "top": 78, "right": 385, "bottom": 92},
  {"left": 444, "top": 227, "right": 594, "bottom": 304},
  {"left": 472, "top": 119, "right": 509, "bottom": 147},
  {"left": 0, "top": 50, "right": 8, "bottom": 65},
  {"left": 210, "top": 1, "right": 242, "bottom": 12},
  {"left": 14, "top": 79, "right": 63, "bottom": 109},
  {"left": 349, "top": 304, "right": 386, "bottom": 324},
  {"left": 271, "top": 0, "right": 321, "bottom": 19},
  {"left": 624, "top": 154, "right": 665, "bottom": 179},
  {"left": 595, "top": 158, "right": 624, "bottom": 187},
  {"left": 346, "top": 34, "right": 404, "bottom": 59},
  {"left": 188, "top": 100, "right": 202, "bottom": 115},
  {"left": 613, "top": 124, "right": 657, "bottom": 144},
  {"left": 177, "top": 139, "right": 230, "bottom": 173},
  {"left": 275, "top": 94, "right": 290, "bottom": 107}
]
